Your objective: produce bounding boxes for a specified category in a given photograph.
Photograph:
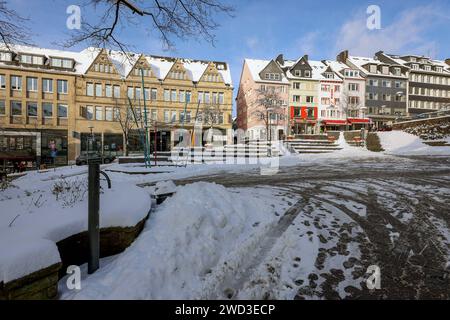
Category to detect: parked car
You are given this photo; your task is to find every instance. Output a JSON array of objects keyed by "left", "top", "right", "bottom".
[{"left": 75, "top": 152, "right": 116, "bottom": 166}]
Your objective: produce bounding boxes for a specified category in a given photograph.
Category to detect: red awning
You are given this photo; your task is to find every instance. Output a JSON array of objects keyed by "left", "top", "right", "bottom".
[
  {"left": 348, "top": 118, "right": 370, "bottom": 124},
  {"left": 322, "top": 119, "right": 347, "bottom": 125}
]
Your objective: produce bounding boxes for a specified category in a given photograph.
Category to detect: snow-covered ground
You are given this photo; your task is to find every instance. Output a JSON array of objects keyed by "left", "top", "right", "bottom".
[
  {"left": 0, "top": 168, "right": 151, "bottom": 284},
  {"left": 2, "top": 132, "right": 450, "bottom": 299},
  {"left": 378, "top": 131, "right": 450, "bottom": 156}
]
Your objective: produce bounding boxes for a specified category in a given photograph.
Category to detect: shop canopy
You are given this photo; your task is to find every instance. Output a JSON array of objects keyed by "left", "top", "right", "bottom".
[
  {"left": 347, "top": 118, "right": 370, "bottom": 124},
  {"left": 321, "top": 120, "right": 347, "bottom": 125}
]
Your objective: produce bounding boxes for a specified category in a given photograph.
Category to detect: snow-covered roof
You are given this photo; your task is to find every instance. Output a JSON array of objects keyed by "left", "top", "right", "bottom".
[
  {"left": 323, "top": 60, "right": 365, "bottom": 80},
  {"left": 244, "top": 58, "right": 289, "bottom": 84},
  {"left": 0, "top": 44, "right": 233, "bottom": 85},
  {"left": 348, "top": 55, "right": 409, "bottom": 78}
]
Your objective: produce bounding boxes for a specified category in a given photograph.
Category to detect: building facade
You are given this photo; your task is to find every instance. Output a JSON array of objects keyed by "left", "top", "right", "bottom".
[
  {"left": 343, "top": 51, "right": 409, "bottom": 129},
  {"left": 276, "top": 55, "right": 321, "bottom": 135},
  {"left": 236, "top": 58, "right": 289, "bottom": 141},
  {"left": 323, "top": 59, "right": 369, "bottom": 129},
  {"left": 377, "top": 52, "right": 450, "bottom": 115},
  {"left": 0, "top": 45, "right": 233, "bottom": 168}
]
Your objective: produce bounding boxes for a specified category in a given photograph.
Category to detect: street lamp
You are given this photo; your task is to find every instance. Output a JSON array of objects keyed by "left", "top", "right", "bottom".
[
  {"left": 87, "top": 125, "right": 94, "bottom": 164},
  {"left": 267, "top": 107, "right": 274, "bottom": 156}
]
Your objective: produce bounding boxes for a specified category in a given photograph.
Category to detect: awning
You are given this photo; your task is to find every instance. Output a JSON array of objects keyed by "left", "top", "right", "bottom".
[
  {"left": 292, "top": 118, "right": 316, "bottom": 124},
  {"left": 322, "top": 119, "right": 347, "bottom": 125},
  {"left": 348, "top": 118, "right": 370, "bottom": 124}
]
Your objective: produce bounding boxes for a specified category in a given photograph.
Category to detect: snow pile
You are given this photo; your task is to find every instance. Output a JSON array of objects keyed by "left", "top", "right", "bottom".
[
  {"left": 378, "top": 131, "right": 450, "bottom": 156},
  {"left": 154, "top": 180, "right": 177, "bottom": 195},
  {"left": 62, "top": 182, "right": 285, "bottom": 299},
  {"left": 0, "top": 168, "right": 151, "bottom": 283}
]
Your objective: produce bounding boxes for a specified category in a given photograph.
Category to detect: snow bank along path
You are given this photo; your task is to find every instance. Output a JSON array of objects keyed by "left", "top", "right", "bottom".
[
  {"left": 62, "top": 182, "right": 290, "bottom": 299},
  {"left": 378, "top": 131, "right": 450, "bottom": 156},
  {"left": 0, "top": 167, "right": 151, "bottom": 284}
]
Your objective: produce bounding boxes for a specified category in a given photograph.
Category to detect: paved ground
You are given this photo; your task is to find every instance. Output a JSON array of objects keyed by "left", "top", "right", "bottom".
[{"left": 174, "top": 156, "right": 450, "bottom": 299}]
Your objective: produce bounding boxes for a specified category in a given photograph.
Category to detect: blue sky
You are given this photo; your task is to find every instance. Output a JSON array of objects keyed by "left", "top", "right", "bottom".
[{"left": 9, "top": 0, "right": 450, "bottom": 113}]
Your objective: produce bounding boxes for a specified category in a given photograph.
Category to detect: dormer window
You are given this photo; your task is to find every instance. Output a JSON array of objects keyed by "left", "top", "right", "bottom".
[
  {"left": 294, "top": 70, "right": 301, "bottom": 77},
  {"left": 20, "top": 54, "right": 44, "bottom": 65},
  {"left": 424, "top": 65, "right": 431, "bottom": 71},
  {"left": 51, "top": 57, "right": 74, "bottom": 69},
  {"left": 304, "top": 70, "right": 311, "bottom": 77},
  {"left": 393, "top": 67, "right": 401, "bottom": 76},
  {"left": 436, "top": 67, "right": 443, "bottom": 73},
  {"left": 410, "top": 57, "right": 417, "bottom": 62},
  {"left": 411, "top": 64, "right": 419, "bottom": 70},
  {"left": 0, "top": 51, "right": 12, "bottom": 62},
  {"left": 382, "top": 66, "right": 389, "bottom": 75},
  {"left": 134, "top": 68, "right": 151, "bottom": 77},
  {"left": 324, "top": 73, "right": 334, "bottom": 79},
  {"left": 369, "top": 65, "right": 377, "bottom": 73}
]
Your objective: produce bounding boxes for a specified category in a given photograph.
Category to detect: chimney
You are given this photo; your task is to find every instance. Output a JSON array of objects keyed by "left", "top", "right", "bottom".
[
  {"left": 446, "top": 58, "right": 450, "bottom": 66},
  {"left": 276, "top": 54, "right": 284, "bottom": 65},
  {"left": 303, "top": 54, "right": 309, "bottom": 62},
  {"left": 336, "top": 50, "right": 349, "bottom": 63}
]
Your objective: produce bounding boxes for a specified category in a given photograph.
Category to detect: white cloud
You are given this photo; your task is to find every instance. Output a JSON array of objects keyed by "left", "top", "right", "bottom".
[
  {"left": 334, "top": 4, "right": 448, "bottom": 59},
  {"left": 291, "top": 31, "right": 320, "bottom": 57}
]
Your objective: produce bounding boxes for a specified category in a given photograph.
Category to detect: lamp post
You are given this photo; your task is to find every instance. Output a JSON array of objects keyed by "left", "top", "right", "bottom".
[
  {"left": 87, "top": 125, "right": 94, "bottom": 164},
  {"left": 267, "top": 107, "right": 274, "bottom": 156}
]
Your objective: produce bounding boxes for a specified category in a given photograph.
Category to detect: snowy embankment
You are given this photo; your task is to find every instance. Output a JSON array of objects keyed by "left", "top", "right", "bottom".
[
  {"left": 61, "top": 182, "right": 290, "bottom": 299},
  {"left": 0, "top": 167, "right": 151, "bottom": 284},
  {"left": 378, "top": 131, "right": 450, "bottom": 156}
]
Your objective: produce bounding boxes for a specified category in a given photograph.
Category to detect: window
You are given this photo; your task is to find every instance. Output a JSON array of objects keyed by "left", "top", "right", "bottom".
[
  {"left": 58, "top": 104, "right": 68, "bottom": 118},
  {"left": 294, "top": 70, "right": 301, "bottom": 77},
  {"left": 27, "top": 102, "right": 37, "bottom": 116},
  {"left": 127, "top": 87, "right": 134, "bottom": 99},
  {"left": 95, "top": 83, "right": 102, "bottom": 97},
  {"left": 212, "top": 92, "right": 217, "bottom": 104},
  {"left": 164, "top": 110, "right": 169, "bottom": 122},
  {"left": 11, "top": 101, "right": 22, "bottom": 115},
  {"left": 87, "top": 83, "right": 94, "bottom": 96},
  {"left": 27, "top": 77, "right": 38, "bottom": 92},
  {"left": 349, "top": 96, "right": 360, "bottom": 105},
  {"left": 0, "top": 75, "right": 5, "bottom": 89},
  {"left": 0, "top": 52, "right": 12, "bottom": 61},
  {"left": 151, "top": 88, "right": 157, "bottom": 101},
  {"left": 306, "top": 96, "right": 314, "bottom": 103},
  {"left": 369, "top": 65, "right": 377, "bottom": 73},
  {"left": 135, "top": 87, "right": 141, "bottom": 99},
  {"left": 304, "top": 70, "right": 311, "bottom": 77},
  {"left": 21, "top": 54, "right": 43, "bottom": 65},
  {"left": 113, "top": 85, "right": 120, "bottom": 98},
  {"left": 51, "top": 58, "right": 73, "bottom": 69},
  {"left": 198, "top": 91, "right": 204, "bottom": 103},
  {"left": 321, "top": 85, "right": 330, "bottom": 92},
  {"left": 368, "top": 93, "right": 378, "bottom": 100},
  {"left": 186, "top": 91, "right": 192, "bottom": 103},
  {"left": 179, "top": 90, "right": 185, "bottom": 102},
  {"left": 171, "top": 90, "right": 177, "bottom": 102},
  {"left": 394, "top": 67, "right": 401, "bottom": 76},
  {"left": 151, "top": 109, "right": 157, "bottom": 121},
  {"left": 0, "top": 100, "right": 4, "bottom": 114},
  {"left": 171, "top": 111, "right": 177, "bottom": 122},
  {"left": 85, "top": 106, "right": 94, "bottom": 120},
  {"left": 144, "top": 88, "right": 150, "bottom": 100},
  {"left": 368, "top": 79, "right": 378, "bottom": 86},
  {"left": 164, "top": 89, "right": 170, "bottom": 102},
  {"left": 204, "top": 92, "right": 210, "bottom": 104},
  {"left": 105, "top": 107, "right": 113, "bottom": 121},
  {"left": 43, "top": 79, "right": 53, "bottom": 93},
  {"left": 412, "top": 64, "right": 419, "bottom": 70},
  {"left": 95, "top": 106, "right": 103, "bottom": 120},
  {"left": 348, "top": 83, "right": 359, "bottom": 91},
  {"left": 382, "top": 94, "right": 391, "bottom": 101},
  {"left": 57, "top": 80, "right": 68, "bottom": 94},
  {"left": 382, "top": 66, "right": 389, "bottom": 74},
  {"left": 293, "top": 95, "right": 301, "bottom": 102},
  {"left": 395, "top": 81, "right": 402, "bottom": 88},
  {"left": 293, "top": 82, "right": 301, "bottom": 90},
  {"left": 218, "top": 93, "right": 224, "bottom": 104},
  {"left": 105, "top": 85, "right": 112, "bottom": 98},
  {"left": 11, "top": 76, "right": 22, "bottom": 90},
  {"left": 43, "top": 103, "right": 53, "bottom": 117},
  {"left": 114, "top": 108, "right": 120, "bottom": 121},
  {"left": 382, "top": 80, "right": 391, "bottom": 88}
]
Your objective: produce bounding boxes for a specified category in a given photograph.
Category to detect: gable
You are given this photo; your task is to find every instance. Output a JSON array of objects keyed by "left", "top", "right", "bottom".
[
  {"left": 199, "top": 62, "right": 224, "bottom": 83},
  {"left": 165, "top": 60, "right": 190, "bottom": 81},
  {"left": 86, "top": 49, "right": 119, "bottom": 75},
  {"left": 127, "top": 54, "right": 154, "bottom": 78},
  {"left": 258, "top": 60, "right": 284, "bottom": 81},
  {"left": 290, "top": 56, "right": 312, "bottom": 78}
]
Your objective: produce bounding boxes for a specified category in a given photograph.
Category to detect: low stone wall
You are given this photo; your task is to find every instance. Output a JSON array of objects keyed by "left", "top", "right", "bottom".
[
  {"left": 0, "top": 213, "right": 149, "bottom": 300},
  {"left": 392, "top": 115, "right": 450, "bottom": 130}
]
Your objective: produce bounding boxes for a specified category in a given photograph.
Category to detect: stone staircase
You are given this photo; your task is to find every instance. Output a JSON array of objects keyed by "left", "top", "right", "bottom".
[{"left": 285, "top": 135, "right": 342, "bottom": 154}]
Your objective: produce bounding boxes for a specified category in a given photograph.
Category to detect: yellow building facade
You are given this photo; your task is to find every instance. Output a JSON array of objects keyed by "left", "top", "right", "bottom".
[{"left": 0, "top": 46, "right": 233, "bottom": 167}]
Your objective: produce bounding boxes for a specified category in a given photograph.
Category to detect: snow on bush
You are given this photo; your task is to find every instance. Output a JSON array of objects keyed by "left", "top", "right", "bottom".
[{"left": 403, "top": 120, "right": 450, "bottom": 140}]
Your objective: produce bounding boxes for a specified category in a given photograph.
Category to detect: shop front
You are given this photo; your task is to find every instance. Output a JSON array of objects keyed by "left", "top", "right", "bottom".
[
  {"left": 290, "top": 106, "right": 318, "bottom": 135},
  {"left": 321, "top": 119, "right": 348, "bottom": 132},
  {"left": 347, "top": 118, "right": 370, "bottom": 130}
]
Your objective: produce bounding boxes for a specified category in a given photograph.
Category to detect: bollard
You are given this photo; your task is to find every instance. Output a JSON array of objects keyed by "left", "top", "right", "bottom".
[{"left": 88, "top": 161, "right": 100, "bottom": 274}]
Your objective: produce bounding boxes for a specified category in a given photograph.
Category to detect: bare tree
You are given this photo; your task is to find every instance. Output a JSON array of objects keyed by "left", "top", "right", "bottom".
[
  {"left": 202, "top": 103, "right": 222, "bottom": 129},
  {"left": 251, "top": 87, "right": 285, "bottom": 141},
  {"left": 116, "top": 98, "right": 141, "bottom": 156},
  {"left": 62, "top": 0, "right": 234, "bottom": 53},
  {"left": 0, "top": 0, "right": 32, "bottom": 49}
]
